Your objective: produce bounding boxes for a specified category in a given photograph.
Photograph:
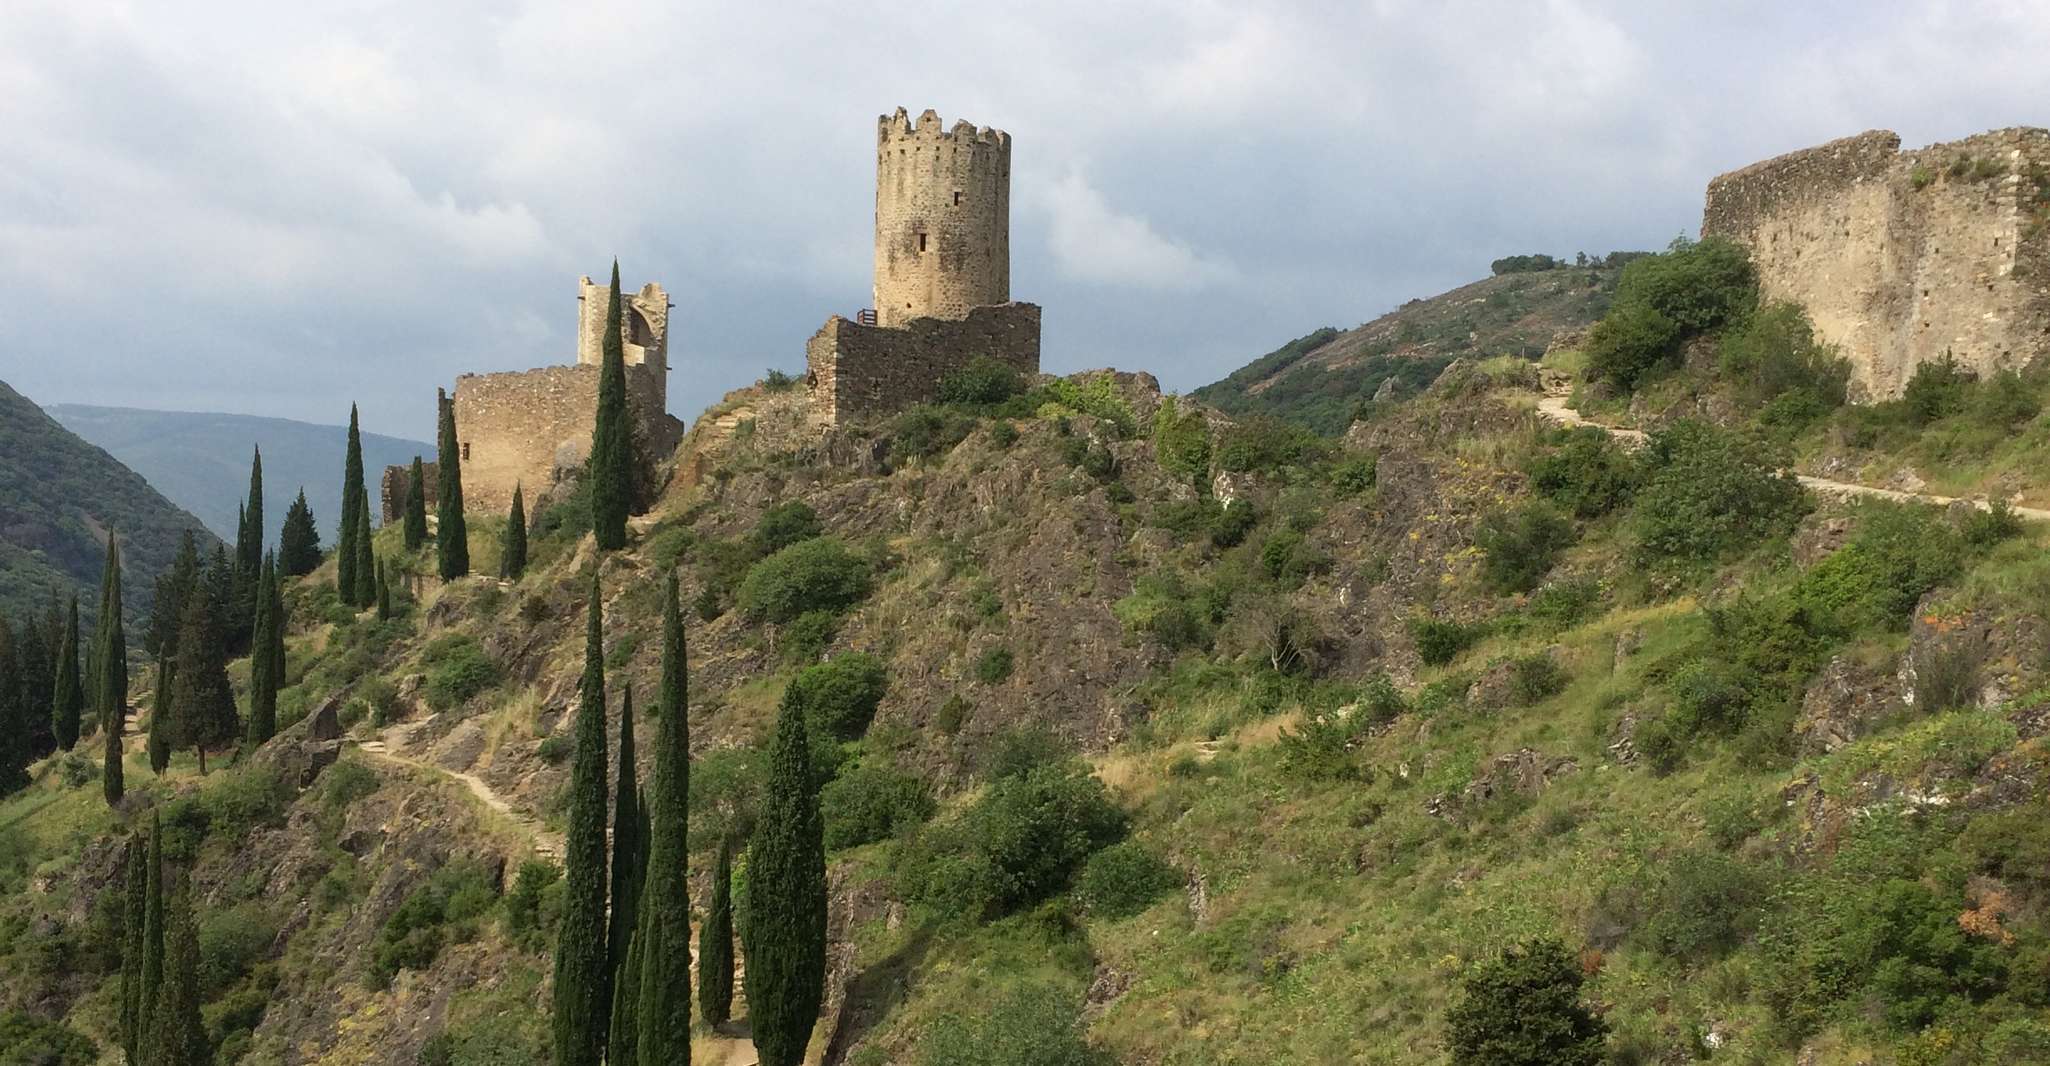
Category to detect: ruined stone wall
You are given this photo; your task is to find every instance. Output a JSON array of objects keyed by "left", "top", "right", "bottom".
[
  {"left": 1703, "top": 127, "right": 2050, "bottom": 400},
  {"left": 379, "top": 461, "right": 439, "bottom": 526},
  {"left": 450, "top": 362, "right": 678, "bottom": 514},
  {"left": 574, "top": 277, "right": 670, "bottom": 393},
  {"left": 805, "top": 302, "right": 1041, "bottom": 425},
  {"left": 874, "top": 108, "right": 1011, "bottom": 327}
]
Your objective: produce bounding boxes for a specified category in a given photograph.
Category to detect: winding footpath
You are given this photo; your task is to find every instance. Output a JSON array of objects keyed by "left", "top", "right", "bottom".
[{"left": 1535, "top": 389, "right": 2050, "bottom": 521}]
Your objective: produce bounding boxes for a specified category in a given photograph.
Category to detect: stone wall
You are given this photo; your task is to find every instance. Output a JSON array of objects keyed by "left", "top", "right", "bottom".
[
  {"left": 449, "top": 362, "right": 680, "bottom": 514},
  {"left": 873, "top": 108, "right": 1011, "bottom": 327},
  {"left": 805, "top": 302, "right": 1041, "bottom": 425},
  {"left": 574, "top": 277, "right": 671, "bottom": 391},
  {"left": 1703, "top": 127, "right": 2050, "bottom": 399},
  {"left": 379, "top": 461, "right": 439, "bottom": 526}
]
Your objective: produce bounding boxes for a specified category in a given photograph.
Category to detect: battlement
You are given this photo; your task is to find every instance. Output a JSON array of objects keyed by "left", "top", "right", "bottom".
[
  {"left": 877, "top": 107, "right": 1012, "bottom": 151},
  {"left": 1702, "top": 126, "right": 2050, "bottom": 400}
]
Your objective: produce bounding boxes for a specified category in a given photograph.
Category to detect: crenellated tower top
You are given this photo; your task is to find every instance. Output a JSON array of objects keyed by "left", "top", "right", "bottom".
[{"left": 873, "top": 108, "right": 1012, "bottom": 326}]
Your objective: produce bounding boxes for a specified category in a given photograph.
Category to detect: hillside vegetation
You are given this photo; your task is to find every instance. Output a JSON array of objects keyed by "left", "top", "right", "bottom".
[
  {"left": 0, "top": 381, "right": 219, "bottom": 626},
  {"left": 47, "top": 404, "right": 429, "bottom": 544},
  {"left": 6, "top": 240, "right": 2050, "bottom": 1066}
]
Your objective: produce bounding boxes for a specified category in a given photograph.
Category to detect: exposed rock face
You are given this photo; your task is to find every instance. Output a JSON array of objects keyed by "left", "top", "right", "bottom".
[
  {"left": 1428, "top": 748, "right": 1578, "bottom": 819},
  {"left": 1907, "top": 594, "right": 2047, "bottom": 712},
  {"left": 1795, "top": 654, "right": 1906, "bottom": 755}
]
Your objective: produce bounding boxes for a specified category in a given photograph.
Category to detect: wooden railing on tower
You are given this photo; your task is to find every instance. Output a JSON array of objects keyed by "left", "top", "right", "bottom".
[{"left": 856, "top": 309, "right": 878, "bottom": 326}]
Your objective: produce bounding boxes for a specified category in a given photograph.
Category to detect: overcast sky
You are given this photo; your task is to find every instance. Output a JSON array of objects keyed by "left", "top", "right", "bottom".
[{"left": 4, "top": 1, "right": 2048, "bottom": 438}]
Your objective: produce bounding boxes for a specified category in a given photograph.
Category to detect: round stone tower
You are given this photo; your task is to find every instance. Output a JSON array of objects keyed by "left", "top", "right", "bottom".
[{"left": 873, "top": 107, "right": 1011, "bottom": 327}]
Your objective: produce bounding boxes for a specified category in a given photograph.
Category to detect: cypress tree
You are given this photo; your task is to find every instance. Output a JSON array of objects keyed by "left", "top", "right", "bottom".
[
  {"left": 16, "top": 607, "right": 53, "bottom": 760},
  {"left": 52, "top": 595, "right": 82, "bottom": 751},
  {"left": 552, "top": 572, "right": 610, "bottom": 1066},
  {"left": 403, "top": 456, "right": 429, "bottom": 551},
  {"left": 613, "top": 889, "right": 649, "bottom": 1066},
  {"left": 119, "top": 833, "right": 147, "bottom": 1061},
  {"left": 145, "top": 532, "right": 197, "bottom": 663},
  {"left": 338, "top": 404, "right": 367, "bottom": 605},
  {"left": 502, "top": 484, "right": 529, "bottom": 580},
  {"left": 97, "top": 535, "right": 127, "bottom": 806},
  {"left": 590, "top": 261, "right": 632, "bottom": 551},
  {"left": 138, "top": 812, "right": 165, "bottom": 1046},
  {"left": 698, "top": 839, "right": 735, "bottom": 1028},
  {"left": 745, "top": 689, "right": 828, "bottom": 1066},
  {"left": 148, "top": 653, "right": 173, "bottom": 776},
  {"left": 375, "top": 559, "right": 394, "bottom": 621},
  {"left": 239, "top": 445, "right": 264, "bottom": 573},
  {"left": 637, "top": 573, "right": 692, "bottom": 1063},
  {"left": 247, "top": 554, "right": 280, "bottom": 746},
  {"left": 351, "top": 481, "right": 376, "bottom": 608},
  {"left": 143, "top": 881, "right": 208, "bottom": 1066},
  {"left": 436, "top": 389, "right": 470, "bottom": 580},
  {"left": 279, "top": 488, "right": 322, "bottom": 577},
  {"left": 0, "top": 619, "right": 26, "bottom": 796},
  {"left": 608, "top": 684, "right": 641, "bottom": 980},
  {"left": 168, "top": 580, "right": 237, "bottom": 775}
]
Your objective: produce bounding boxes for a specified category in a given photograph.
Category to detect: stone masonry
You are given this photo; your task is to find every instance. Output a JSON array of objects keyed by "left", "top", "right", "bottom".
[
  {"left": 805, "top": 303, "right": 1042, "bottom": 425},
  {"left": 1703, "top": 127, "right": 2050, "bottom": 400}
]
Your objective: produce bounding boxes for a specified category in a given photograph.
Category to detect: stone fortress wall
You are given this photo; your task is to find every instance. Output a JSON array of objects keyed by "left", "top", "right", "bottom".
[
  {"left": 805, "top": 303, "right": 1041, "bottom": 425},
  {"left": 1702, "top": 127, "right": 2050, "bottom": 400},
  {"left": 874, "top": 108, "right": 1012, "bottom": 327}
]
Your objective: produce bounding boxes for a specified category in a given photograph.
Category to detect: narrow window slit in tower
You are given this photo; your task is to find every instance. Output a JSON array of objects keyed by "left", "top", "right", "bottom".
[
  {"left": 919, "top": 233, "right": 928, "bottom": 253},
  {"left": 461, "top": 442, "right": 471, "bottom": 461},
  {"left": 953, "top": 191, "right": 962, "bottom": 206}
]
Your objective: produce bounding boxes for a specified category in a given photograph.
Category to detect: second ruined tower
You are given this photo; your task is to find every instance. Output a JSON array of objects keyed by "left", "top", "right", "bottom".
[{"left": 873, "top": 107, "right": 1012, "bottom": 327}]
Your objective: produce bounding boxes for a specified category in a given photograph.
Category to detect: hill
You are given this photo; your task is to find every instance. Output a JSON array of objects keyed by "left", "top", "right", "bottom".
[
  {"left": 0, "top": 381, "right": 218, "bottom": 628},
  {"left": 1195, "top": 257, "right": 1633, "bottom": 433},
  {"left": 45, "top": 404, "right": 431, "bottom": 544}
]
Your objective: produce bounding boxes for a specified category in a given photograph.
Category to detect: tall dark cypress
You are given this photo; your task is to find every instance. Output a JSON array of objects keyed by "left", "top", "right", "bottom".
[
  {"left": 52, "top": 595, "right": 82, "bottom": 751},
  {"left": 608, "top": 684, "right": 641, "bottom": 981},
  {"left": 638, "top": 573, "right": 692, "bottom": 1063},
  {"left": 698, "top": 839, "right": 735, "bottom": 1028},
  {"left": 403, "top": 456, "right": 429, "bottom": 551},
  {"left": 247, "top": 554, "right": 280, "bottom": 746},
  {"left": 552, "top": 572, "right": 610, "bottom": 1066},
  {"left": 590, "top": 261, "right": 632, "bottom": 551},
  {"left": 279, "top": 488, "right": 323, "bottom": 577},
  {"left": 375, "top": 559, "right": 394, "bottom": 621},
  {"left": 15, "top": 608, "right": 53, "bottom": 760},
  {"left": 436, "top": 389, "right": 470, "bottom": 580},
  {"left": 502, "top": 484, "right": 529, "bottom": 580},
  {"left": 97, "top": 535, "right": 127, "bottom": 806},
  {"left": 0, "top": 620, "right": 26, "bottom": 796},
  {"left": 143, "top": 881, "right": 208, "bottom": 1066},
  {"left": 168, "top": 579, "right": 237, "bottom": 774},
  {"left": 745, "top": 689, "right": 828, "bottom": 1066},
  {"left": 239, "top": 446, "right": 264, "bottom": 573},
  {"left": 338, "top": 404, "right": 367, "bottom": 605},
  {"left": 145, "top": 532, "right": 198, "bottom": 663},
  {"left": 351, "top": 484, "right": 376, "bottom": 609},
  {"left": 119, "top": 833, "right": 147, "bottom": 1060},
  {"left": 138, "top": 812, "right": 165, "bottom": 1045}
]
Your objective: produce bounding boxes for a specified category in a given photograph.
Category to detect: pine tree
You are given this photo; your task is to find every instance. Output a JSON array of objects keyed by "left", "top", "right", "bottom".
[
  {"left": 279, "top": 488, "right": 322, "bottom": 577},
  {"left": 591, "top": 261, "right": 633, "bottom": 551},
  {"left": 119, "top": 832, "right": 147, "bottom": 1061},
  {"left": 403, "top": 456, "right": 429, "bottom": 551},
  {"left": 638, "top": 573, "right": 693, "bottom": 1062},
  {"left": 143, "top": 881, "right": 209, "bottom": 1066},
  {"left": 96, "top": 535, "right": 127, "bottom": 806},
  {"left": 436, "top": 389, "right": 470, "bottom": 580},
  {"left": 138, "top": 812, "right": 165, "bottom": 1046},
  {"left": 0, "top": 619, "right": 26, "bottom": 797},
  {"left": 52, "top": 595, "right": 82, "bottom": 751},
  {"left": 167, "top": 579, "right": 237, "bottom": 775},
  {"left": 247, "top": 554, "right": 281, "bottom": 746},
  {"left": 338, "top": 405, "right": 366, "bottom": 606},
  {"left": 502, "top": 484, "right": 529, "bottom": 580},
  {"left": 745, "top": 689, "right": 828, "bottom": 1066},
  {"left": 553, "top": 572, "right": 610, "bottom": 1066},
  {"left": 698, "top": 838, "right": 735, "bottom": 1028}
]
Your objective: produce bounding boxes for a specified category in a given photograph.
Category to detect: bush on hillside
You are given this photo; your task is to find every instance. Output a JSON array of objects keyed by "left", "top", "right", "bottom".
[
  {"left": 501, "top": 860, "right": 562, "bottom": 953},
  {"left": 1719, "top": 300, "right": 1851, "bottom": 413},
  {"left": 1474, "top": 503, "right": 1576, "bottom": 595},
  {"left": 1585, "top": 237, "right": 1756, "bottom": 390},
  {"left": 751, "top": 500, "right": 823, "bottom": 555},
  {"left": 937, "top": 356, "right": 1027, "bottom": 406},
  {"left": 1491, "top": 254, "right": 1562, "bottom": 275},
  {"left": 368, "top": 858, "right": 498, "bottom": 989},
  {"left": 1075, "top": 842, "right": 1182, "bottom": 919},
  {"left": 891, "top": 405, "right": 976, "bottom": 461},
  {"left": 1525, "top": 428, "right": 1641, "bottom": 519},
  {"left": 917, "top": 985, "right": 1112, "bottom": 1066},
  {"left": 738, "top": 537, "right": 872, "bottom": 623},
  {"left": 785, "top": 652, "right": 888, "bottom": 741},
  {"left": 821, "top": 763, "right": 935, "bottom": 851},
  {"left": 1412, "top": 616, "right": 1490, "bottom": 667},
  {"left": 900, "top": 761, "right": 1127, "bottom": 918},
  {"left": 1216, "top": 416, "right": 1332, "bottom": 473},
  {"left": 1444, "top": 937, "right": 1608, "bottom": 1066},
  {"left": 1631, "top": 420, "right": 1806, "bottom": 569},
  {"left": 422, "top": 634, "right": 498, "bottom": 711},
  {"left": 1901, "top": 353, "right": 1978, "bottom": 425},
  {"left": 1153, "top": 396, "right": 1213, "bottom": 482}
]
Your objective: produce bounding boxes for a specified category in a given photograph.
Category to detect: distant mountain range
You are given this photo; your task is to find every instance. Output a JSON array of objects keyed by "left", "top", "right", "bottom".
[
  {"left": 0, "top": 381, "right": 218, "bottom": 627},
  {"left": 45, "top": 405, "right": 432, "bottom": 546}
]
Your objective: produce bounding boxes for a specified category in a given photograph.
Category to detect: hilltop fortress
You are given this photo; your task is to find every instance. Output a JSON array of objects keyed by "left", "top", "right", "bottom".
[{"left": 1703, "top": 127, "right": 2050, "bottom": 400}]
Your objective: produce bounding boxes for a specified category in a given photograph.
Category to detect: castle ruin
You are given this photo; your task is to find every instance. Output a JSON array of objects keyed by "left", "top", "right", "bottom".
[
  {"left": 383, "top": 276, "right": 685, "bottom": 520},
  {"left": 1703, "top": 127, "right": 2050, "bottom": 400},
  {"left": 805, "top": 108, "right": 1041, "bottom": 425}
]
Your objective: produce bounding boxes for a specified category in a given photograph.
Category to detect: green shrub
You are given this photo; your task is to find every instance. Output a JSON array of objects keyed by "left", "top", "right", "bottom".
[
  {"left": 1508, "top": 654, "right": 1567, "bottom": 705},
  {"left": 1586, "top": 236, "right": 1756, "bottom": 390},
  {"left": 780, "top": 609, "right": 839, "bottom": 665},
  {"left": 975, "top": 646, "right": 1015, "bottom": 684},
  {"left": 752, "top": 501, "right": 823, "bottom": 555},
  {"left": 917, "top": 984, "right": 1113, "bottom": 1066},
  {"left": 1075, "top": 842, "right": 1181, "bottom": 919},
  {"left": 1411, "top": 616, "right": 1489, "bottom": 666},
  {"left": 786, "top": 653, "right": 888, "bottom": 741},
  {"left": 0, "top": 1012, "right": 96, "bottom": 1066},
  {"left": 821, "top": 764, "right": 935, "bottom": 851},
  {"left": 1963, "top": 500, "right": 2025, "bottom": 549},
  {"left": 689, "top": 746, "right": 765, "bottom": 852},
  {"left": 1584, "top": 301, "right": 1682, "bottom": 389},
  {"left": 939, "top": 356, "right": 1026, "bottom": 406},
  {"left": 1719, "top": 300, "right": 1850, "bottom": 411},
  {"left": 1332, "top": 454, "right": 1377, "bottom": 496},
  {"left": 1153, "top": 396, "right": 1213, "bottom": 482},
  {"left": 1216, "top": 416, "right": 1332, "bottom": 473},
  {"left": 988, "top": 421, "right": 1019, "bottom": 448},
  {"left": 369, "top": 858, "right": 499, "bottom": 988},
  {"left": 763, "top": 368, "right": 798, "bottom": 391},
  {"left": 902, "top": 762, "right": 1127, "bottom": 917},
  {"left": 1444, "top": 937, "right": 1608, "bottom": 1066},
  {"left": 1474, "top": 503, "right": 1575, "bottom": 594},
  {"left": 536, "top": 733, "right": 573, "bottom": 765},
  {"left": 422, "top": 635, "right": 498, "bottom": 711},
  {"left": 159, "top": 767, "right": 294, "bottom": 861},
  {"left": 501, "top": 860, "right": 562, "bottom": 954},
  {"left": 1040, "top": 376, "right": 1138, "bottom": 437},
  {"left": 1525, "top": 428, "right": 1639, "bottom": 519},
  {"left": 1278, "top": 709, "right": 1373, "bottom": 782},
  {"left": 935, "top": 694, "right": 972, "bottom": 735},
  {"left": 1636, "top": 850, "right": 1769, "bottom": 961},
  {"left": 891, "top": 405, "right": 976, "bottom": 461},
  {"left": 1631, "top": 420, "right": 1805, "bottom": 569},
  {"left": 1901, "top": 353, "right": 1977, "bottom": 425},
  {"left": 1210, "top": 500, "right": 1259, "bottom": 548},
  {"left": 980, "top": 726, "right": 1072, "bottom": 782},
  {"left": 198, "top": 902, "right": 279, "bottom": 999},
  {"left": 738, "top": 537, "right": 872, "bottom": 623}
]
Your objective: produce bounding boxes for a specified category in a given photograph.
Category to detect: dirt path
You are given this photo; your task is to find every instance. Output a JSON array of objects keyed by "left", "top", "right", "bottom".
[
  {"left": 1534, "top": 388, "right": 2050, "bottom": 521},
  {"left": 353, "top": 719, "right": 564, "bottom": 862}
]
